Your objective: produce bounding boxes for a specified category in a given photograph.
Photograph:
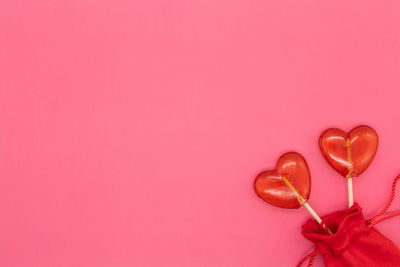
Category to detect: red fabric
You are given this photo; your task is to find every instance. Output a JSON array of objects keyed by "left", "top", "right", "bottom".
[{"left": 301, "top": 203, "right": 400, "bottom": 267}]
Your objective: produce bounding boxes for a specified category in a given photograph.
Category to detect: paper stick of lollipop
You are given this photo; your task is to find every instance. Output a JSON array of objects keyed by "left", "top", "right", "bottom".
[
  {"left": 319, "top": 125, "right": 378, "bottom": 207},
  {"left": 254, "top": 152, "right": 332, "bottom": 234}
]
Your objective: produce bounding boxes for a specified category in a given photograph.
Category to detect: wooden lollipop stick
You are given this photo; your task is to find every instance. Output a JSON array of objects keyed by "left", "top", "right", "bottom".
[
  {"left": 346, "top": 139, "right": 354, "bottom": 208},
  {"left": 281, "top": 176, "right": 333, "bottom": 235},
  {"left": 303, "top": 202, "right": 322, "bottom": 224},
  {"left": 347, "top": 177, "right": 354, "bottom": 207},
  {"left": 303, "top": 202, "right": 333, "bottom": 235}
]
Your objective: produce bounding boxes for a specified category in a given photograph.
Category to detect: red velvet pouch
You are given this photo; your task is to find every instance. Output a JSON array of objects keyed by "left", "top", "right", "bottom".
[{"left": 298, "top": 176, "right": 400, "bottom": 267}]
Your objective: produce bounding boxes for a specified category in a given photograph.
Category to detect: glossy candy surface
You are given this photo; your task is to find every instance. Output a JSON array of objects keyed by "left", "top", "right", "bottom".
[
  {"left": 319, "top": 125, "right": 378, "bottom": 178},
  {"left": 254, "top": 152, "right": 311, "bottom": 209}
]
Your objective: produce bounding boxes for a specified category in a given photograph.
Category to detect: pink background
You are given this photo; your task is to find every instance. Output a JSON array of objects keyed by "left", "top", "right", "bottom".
[{"left": 1, "top": 1, "right": 400, "bottom": 266}]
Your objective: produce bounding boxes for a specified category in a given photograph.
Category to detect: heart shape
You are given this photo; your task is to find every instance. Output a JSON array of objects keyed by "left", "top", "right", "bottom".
[
  {"left": 254, "top": 152, "right": 311, "bottom": 209},
  {"left": 319, "top": 125, "right": 378, "bottom": 178}
]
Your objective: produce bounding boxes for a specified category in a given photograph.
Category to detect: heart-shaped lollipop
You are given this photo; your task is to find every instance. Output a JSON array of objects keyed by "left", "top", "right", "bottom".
[
  {"left": 254, "top": 152, "right": 311, "bottom": 209},
  {"left": 254, "top": 152, "right": 332, "bottom": 234},
  {"left": 319, "top": 125, "right": 378, "bottom": 178}
]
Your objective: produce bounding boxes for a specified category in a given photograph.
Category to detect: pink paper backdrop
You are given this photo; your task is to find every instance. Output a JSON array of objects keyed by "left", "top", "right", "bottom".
[{"left": 1, "top": 1, "right": 400, "bottom": 266}]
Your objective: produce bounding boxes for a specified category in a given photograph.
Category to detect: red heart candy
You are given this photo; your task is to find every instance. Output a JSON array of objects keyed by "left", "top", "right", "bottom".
[
  {"left": 319, "top": 125, "right": 378, "bottom": 178},
  {"left": 254, "top": 152, "right": 311, "bottom": 209}
]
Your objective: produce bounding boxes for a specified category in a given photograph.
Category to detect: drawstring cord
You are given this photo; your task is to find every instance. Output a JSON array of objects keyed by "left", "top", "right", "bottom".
[
  {"left": 297, "top": 250, "right": 317, "bottom": 267},
  {"left": 367, "top": 175, "right": 400, "bottom": 227},
  {"left": 298, "top": 174, "right": 400, "bottom": 267}
]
